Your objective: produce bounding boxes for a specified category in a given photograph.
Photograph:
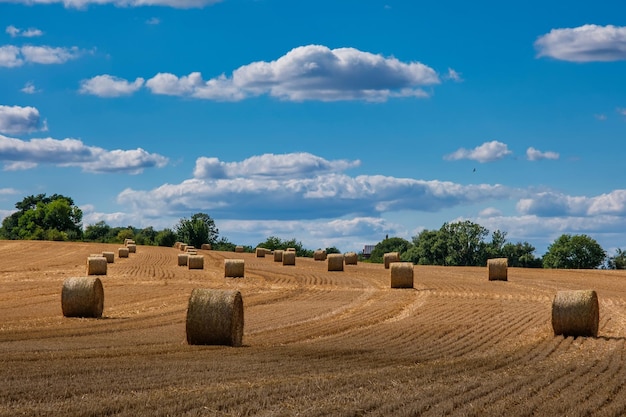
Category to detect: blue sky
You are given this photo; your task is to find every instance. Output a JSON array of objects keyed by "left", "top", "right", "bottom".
[{"left": 1, "top": 0, "right": 626, "bottom": 255}]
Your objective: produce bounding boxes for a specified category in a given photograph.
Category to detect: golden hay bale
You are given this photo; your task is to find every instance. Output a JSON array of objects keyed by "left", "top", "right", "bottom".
[
  {"left": 174, "top": 241, "right": 182, "bottom": 249},
  {"left": 180, "top": 244, "right": 188, "bottom": 252},
  {"left": 384, "top": 252, "right": 400, "bottom": 269},
  {"left": 235, "top": 245, "right": 244, "bottom": 253},
  {"left": 390, "top": 262, "right": 414, "bottom": 288},
  {"left": 313, "top": 250, "right": 327, "bottom": 261},
  {"left": 188, "top": 255, "right": 204, "bottom": 270},
  {"left": 186, "top": 289, "right": 244, "bottom": 346},
  {"left": 186, "top": 246, "right": 196, "bottom": 252},
  {"left": 344, "top": 252, "right": 358, "bottom": 265},
  {"left": 274, "top": 250, "right": 284, "bottom": 262},
  {"left": 124, "top": 239, "right": 135, "bottom": 246},
  {"left": 118, "top": 247, "right": 129, "bottom": 258},
  {"left": 327, "top": 253, "right": 344, "bottom": 271},
  {"left": 225, "top": 259, "right": 245, "bottom": 278},
  {"left": 102, "top": 251, "right": 114, "bottom": 263},
  {"left": 283, "top": 251, "right": 296, "bottom": 266},
  {"left": 187, "top": 250, "right": 198, "bottom": 255},
  {"left": 61, "top": 277, "right": 104, "bottom": 318},
  {"left": 286, "top": 248, "right": 296, "bottom": 252},
  {"left": 127, "top": 243, "right": 137, "bottom": 254},
  {"left": 488, "top": 258, "right": 508, "bottom": 281},
  {"left": 201, "top": 243, "right": 212, "bottom": 250},
  {"left": 86, "top": 256, "right": 107, "bottom": 276},
  {"left": 552, "top": 290, "right": 599, "bottom": 337},
  {"left": 178, "top": 253, "right": 188, "bottom": 266},
  {"left": 255, "top": 247, "right": 266, "bottom": 258}
]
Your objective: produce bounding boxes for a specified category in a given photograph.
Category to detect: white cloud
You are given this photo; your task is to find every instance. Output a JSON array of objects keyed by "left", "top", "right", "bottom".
[
  {"left": 444, "top": 140, "right": 512, "bottom": 163},
  {"left": 0, "top": 45, "right": 81, "bottom": 67},
  {"left": 535, "top": 24, "right": 626, "bottom": 62},
  {"left": 20, "top": 81, "right": 40, "bottom": 94},
  {"left": 445, "top": 68, "right": 463, "bottom": 82},
  {"left": 145, "top": 17, "right": 160, "bottom": 25},
  {"left": 0, "top": 105, "right": 45, "bottom": 135},
  {"left": 516, "top": 189, "right": 626, "bottom": 217},
  {"left": 79, "top": 75, "right": 145, "bottom": 97},
  {"left": 0, "top": 0, "right": 221, "bottom": 8},
  {"left": 478, "top": 207, "right": 502, "bottom": 217},
  {"left": 193, "top": 152, "right": 360, "bottom": 179},
  {"left": 145, "top": 44, "right": 440, "bottom": 102},
  {"left": 6, "top": 25, "right": 43, "bottom": 38},
  {"left": 526, "top": 147, "right": 559, "bottom": 161},
  {"left": 0, "top": 134, "right": 168, "bottom": 173}
]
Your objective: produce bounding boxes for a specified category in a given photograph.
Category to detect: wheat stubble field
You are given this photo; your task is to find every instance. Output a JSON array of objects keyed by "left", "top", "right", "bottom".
[{"left": 2, "top": 241, "right": 626, "bottom": 416}]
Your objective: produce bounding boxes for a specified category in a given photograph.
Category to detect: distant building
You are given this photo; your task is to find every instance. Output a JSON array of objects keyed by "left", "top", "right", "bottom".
[{"left": 362, "top": 245, "right": 375, "bottom": 259}]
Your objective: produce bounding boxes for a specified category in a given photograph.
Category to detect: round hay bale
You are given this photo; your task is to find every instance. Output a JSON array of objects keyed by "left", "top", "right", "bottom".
[
  {"left": 327, "top": 253, "right": 344, "bottom": 271},
  {"left": 390, "top": 262, "right": 414, "bottom": 288},
  {"left": 225, "top": 259, "right": 245, "bottom": 278},
  {"left": 127, "top": 243, "right": 137, "bottom": 253},
  {"left": 488, "top": 258, "right": 508, "bottom": 281},
  {"left": 313, "top": 250, "right": 327, "bottom": 261},
  {"left": 344, "top": 252, "right": 358, "bottom": 265},
  {"left": 201, "top": 243, "right": 212, "bottom": 250},
  {"left": 384, "top": 252, "right": 400, "bottom": 269},
  {"left": 61, "top": 277, "right": 104, "bottom": 318},
  {"left": 274, "top": 250, "right": 284, "bottom": 263},
  {"left": 552, "top": 290, "right": 599, "bottom": 337},
  {"left": 286, "top": 248, "right": 296, "bottom": 252},
  {"left": 188, "top": 255, "right": 204, "bottom": 270},
  {"left": 102, "top": 251, "right": 114, "bottom": 264},
  {"left": 178, "top": 253, "right": 189, "bottom": 266},
  {"left": 86, "top": 256, "right": 107, "bottom": 276},
  {"left": 174, "top": 241, "right": 182, "bottom": 249},
  {"left": 186, "top": 246, "right": 196, "bottom": 252},
  {"left": 118, "top": 247, "right": 129, "bottom": 258},
  {"left": 124, "top": 239, "right": 135, "bottom": 246},
  {"left": 282, "top": 250, "right": 296, "bottom": 266},
  {"left": 255, "top": 247, "right": 266, "bottom": 258},
  {"left": 186, "top": 289, "right": 244, "bottom": 346},
  {"left": 235, "top": 245, "right": 244, "bottom": 253},
  {"left": 180, "top": 243, "right": 188, "bottom": 252},
  {"left": 187, "top": 250, "right": 198, "bottom": 255}
]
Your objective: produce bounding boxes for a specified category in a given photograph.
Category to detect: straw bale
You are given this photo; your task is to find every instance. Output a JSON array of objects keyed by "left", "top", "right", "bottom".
[
  {"left": 235, "top": 245, "right": 244, "bottom": 253},
  {"left": 186, "top": 246, "right": 196, "bottom": 252},
  {"left": 255, "top": 247, "right": 266, "bottom": 258},
  {"left": 225, "top": 259, "right": 245, "bottom": 278},
  {"left": 186, "top": 289, "right": 244, "bottom": 346},
  {"left": 344, "top": 252, "right": 358, "bottom": 265},
  {"left": 180, "top": 243, "right": 187, "bottom": 252},
  {"left": 314, "top": 250, "right": 327, "bottom": 261},
  {"left": 124, "top": 239, "right": 135, "bottom": 246},
  {"left": 102, "top": 251, "right": 114, "bottom": 263},
  {"left": 127, "top": 243, "right": 136, "bottom": 253},
  {"left": 188, "top": 255, "right": 204, "bottom": 270},
  {"left": 384, "top": 252, "right": 400, "bottom": 269},
  {"left": 118, "top": 247, "right": 129, "bottom": 258},
  {"left": 488, "top": 258, "right": 508, "bottom": 281},
  {"left": 87, "top": 256, "right": 107, "bottom": 276},
  {"left": 390, "top": 262, "right": 414, "bottom": 288},
  {"left": 286, "top": 248, "right": 296, "bottom": 252},
  {"left": 283, "top": 250, "right": 296, "bottom": 266},
  {"left": 201, "top": 243, "right": 212, "bottom": 250},
  {"left": 61, "top": 277, "right": 104, "bottom": 318},
  {"left": 552, "top": 290, "right": 599, "bottom": 337},
  {"left": 178, "top": 253, "right": 189, "bottom": 266},
  {"left": 327, "top": 253, "right": 344, "bottom": 271},
  {"left": 274, "top": 250, "right": 284, "bottom": 262}
]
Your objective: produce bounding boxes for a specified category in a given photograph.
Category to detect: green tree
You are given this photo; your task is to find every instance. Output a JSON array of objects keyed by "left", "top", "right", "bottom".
[
  {"left": 543, "top": 234, "right": 606, "bottom": 269},
  {"left": 369, "top": 237, "right": 412, "bottom": 264},
  {"left": 501, "top": 242, "right": 541, "bottom": 268},
  {"left": 255, "top": 236, "right": 312, "bottom": 256},
  {"left": 155, "top": 228, "right": 177, "bottom": 247},
  {"left": 175, "top": 213, "right": 219, "bottom": 249},
  {"left": 84, "top": 221, "right": 111, "bottom": 242},
  {"left": 441, "top": 221, "right": 488, "bottom": 266}
]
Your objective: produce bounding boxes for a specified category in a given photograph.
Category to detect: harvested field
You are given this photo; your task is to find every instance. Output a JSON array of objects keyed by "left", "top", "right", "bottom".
[{"left": 2, "top": 240, "right": 626, "bottom": 416}]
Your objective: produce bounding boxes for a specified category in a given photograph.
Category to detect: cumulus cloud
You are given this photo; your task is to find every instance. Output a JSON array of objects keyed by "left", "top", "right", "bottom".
[
  {"left": 20, "top": 82, "right": 40, "bottom": 94},
  {"left": 0, "top": 45, "right": 81, "bottom": 67},
  {"left": 0, "top": 105, "right": 45, "bottom": 134},
  {"left": 6, "top": 25, "right": 43, "bottom": 38},
  {"left": 444, "top": 140, "right": 512, "bottom": 163},
  {"left": 0, "top": 0, "right": 221, "bottom": 8},
  {"left": 193, "top": 152, "right": 361, "bottom": 180},
  {"left": 79, "top": 75, "right": 145, "bottom": 97},
  {"left": 0, "top": 134, "right": 168, "bottom": 173},
  {"left": 145, "top": 44, "right": 440, "bottom": 102},
  {"left": 535, "top": 24, "right": 626, "bottom": 62},
  {"left": 526, "top": 147, "right": 559, "bottom": 161},
  {"left": 516, "top": 189, "right": 626, "bottom": 217}
]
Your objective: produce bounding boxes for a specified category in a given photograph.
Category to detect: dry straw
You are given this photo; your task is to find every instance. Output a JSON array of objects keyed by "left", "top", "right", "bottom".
[
  {"left": 313, "top": 250, "right": 327, "bottom": 261},
  {"left": 127, "top": 243, "right": 137, "bottom": 254},
  {"left": 186, "top": 246, "right": 196, "bottom": 252},
  {"left": 61, "top": 277, "right": 104, "bottom": 318},
  {"left": 174, "top": 242, "right": 182, "bottom": 249},
  {"left": 188, "top": 255, "right": 204, "bottom": 270},
  {"left": 124, "top": 239, "right": 135, "bottom": 247},
  {"left": 201, "top": 243, "right": 212, "bottom": 250},
  {"left": 178, "top": 253, "right": 188, "bottom": 266},
  {"left": 344, "top": 252, "right": 358, "bottom": 265},
  {"left": 180, "top": 244, "right": 188, "bottom": 252},
  {"left": 390, "top": 262, "right": 414, "bottom": 288},
  {"left": 118, "top": 247, "right": 129, "bottom": 258},
  {"left": 384, "top": 252, "right": 400, "bottom": 269},
  {"left": 102, "top": 251, "right": 114, "bottom": 263},
  {"left": 488, "top": 258, "right": 508, "bottom": 281},
  {"left": 187, "top": 250, "right": 198, "bottom": 255},
  {"left": 225, "top": 259, "right": 245, "bottom": 278},
  {"left": 274, "top": 250, "right": 284, "bottom": 263},
  {"left": 286, "top": 248, "right": 296, "bottom": 252},
  {"left": 255, "top": 247, "right": 266, "bottom": 258},
  {"left": 186, "top": 288, "right": 244, "bottom": 346},
  {"left": 87, "top": 256, "right": 107, "bottom": 276},
  {"left": 235, "top": 245, "right": 244, "bottom": 253},
  {"left": 552, "top": 290, "right": 599, "bottom": 337},
  {"left": 282, "top": 251, "right": 296, "bottom": 266},
  {"left": 327, "top": 253, "right": 344, "bottom": 271}
]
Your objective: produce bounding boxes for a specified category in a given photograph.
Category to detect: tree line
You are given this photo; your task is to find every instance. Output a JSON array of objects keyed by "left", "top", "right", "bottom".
[{"left": 0, "top": 194, "right": 624, "bottom": 269}]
